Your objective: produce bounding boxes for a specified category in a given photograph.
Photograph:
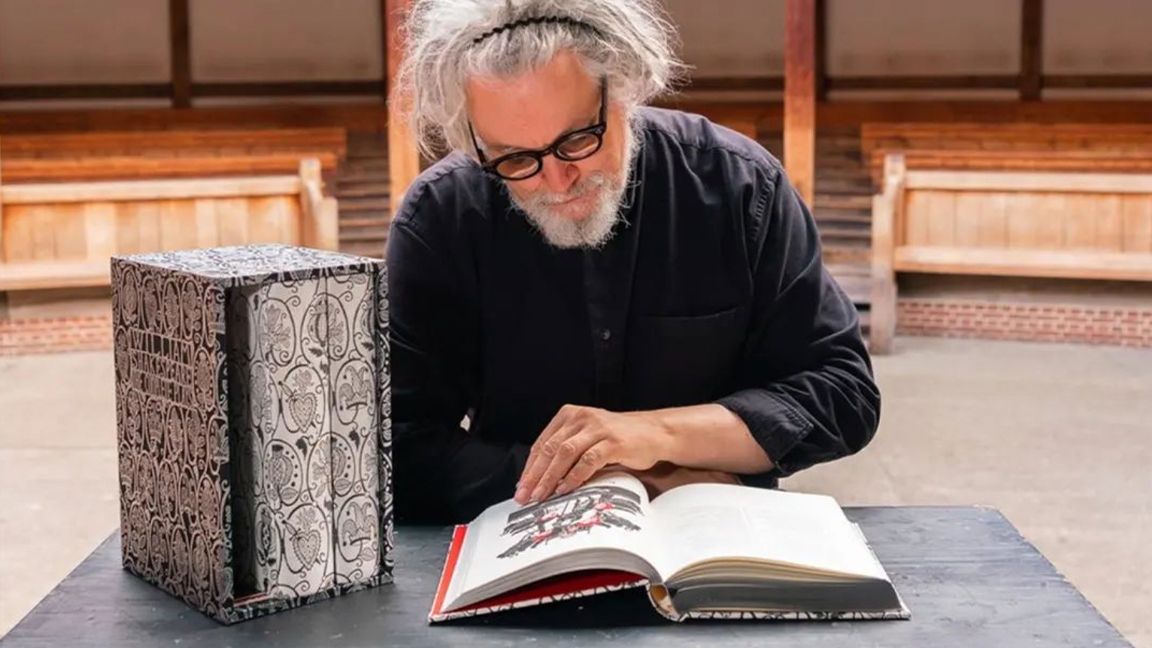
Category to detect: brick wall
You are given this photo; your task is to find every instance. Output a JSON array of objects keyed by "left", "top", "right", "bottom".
[
  {"left": 898, "top": 299, "right": 1152, "bottom": 348},
  {"left": 0, "top": 316, "right": 113, "bottom": 356},
  {"left": 3, "top": 299, "right": 1151, "bottom": 355}
]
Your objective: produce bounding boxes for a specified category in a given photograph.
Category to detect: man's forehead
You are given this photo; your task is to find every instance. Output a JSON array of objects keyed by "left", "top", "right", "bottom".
[
  {"left": 464, "top": 53, "right": 602, "bottom": 151},
  {"left": 467, "top": 77, "right": 601, "bottom": 152}
]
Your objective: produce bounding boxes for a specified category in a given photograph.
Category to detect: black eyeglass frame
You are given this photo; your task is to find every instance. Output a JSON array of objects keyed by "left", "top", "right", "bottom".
[{"left": 468, "top": 77, "right": 609, "bottom": 181}]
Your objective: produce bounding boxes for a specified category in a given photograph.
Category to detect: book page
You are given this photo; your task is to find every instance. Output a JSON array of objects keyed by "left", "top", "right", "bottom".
[
  {"left": 446, "top": 473, "right": 661, "bottom": 606},
  {"left": 649, "top": 484, "right": 888, "bottom": 582}
]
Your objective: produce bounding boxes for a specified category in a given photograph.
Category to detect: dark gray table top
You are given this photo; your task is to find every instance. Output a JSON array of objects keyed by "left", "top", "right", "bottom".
[{"left": 0, "top": 506, "right": 1131, "bottom": 647}]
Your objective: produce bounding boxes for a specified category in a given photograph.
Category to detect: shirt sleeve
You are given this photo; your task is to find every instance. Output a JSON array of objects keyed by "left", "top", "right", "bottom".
[
  {"left": 387, "top": 205, "right": 529, "bottom": 523},
  {"left": 715, "top": 165, "right": 881, "bottom": 485}
]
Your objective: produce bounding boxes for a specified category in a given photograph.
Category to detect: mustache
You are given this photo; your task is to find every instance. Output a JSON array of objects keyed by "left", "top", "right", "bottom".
[{"left": 527, "top": 173, "right": 610, "bottom": 207}]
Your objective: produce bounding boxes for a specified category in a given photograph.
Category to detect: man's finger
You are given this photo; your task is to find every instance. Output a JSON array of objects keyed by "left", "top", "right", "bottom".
[
  {"left": 520, "top": 405, "right": 578, "bottom": 490},
  {"left": 554, "top": 439, "right": 616, "bottom": 496},
  {"left": 516, "top": 423, "right": 583, "bottom": 503},
  {"left": 527, "top": 427, "right": 606, "bottom": 503}
]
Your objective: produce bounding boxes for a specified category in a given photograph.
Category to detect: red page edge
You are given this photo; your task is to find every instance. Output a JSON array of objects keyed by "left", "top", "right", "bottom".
[{"left": 430, "top": 524, "right": 469, "bottom": 618}]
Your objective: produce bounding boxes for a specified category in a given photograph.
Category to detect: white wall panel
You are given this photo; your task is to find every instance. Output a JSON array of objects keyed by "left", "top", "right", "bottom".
[
  {"left": 190, "top": 0, "right": 382, "bottom": 81},
  {"left": 0, "top": 0, "right": 169, "bottom": 84}
]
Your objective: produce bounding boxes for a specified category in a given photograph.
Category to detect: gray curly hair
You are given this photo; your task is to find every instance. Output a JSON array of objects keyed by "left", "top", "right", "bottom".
[{"left": 393, "top": 0, "right": 686, "bottom": 159}]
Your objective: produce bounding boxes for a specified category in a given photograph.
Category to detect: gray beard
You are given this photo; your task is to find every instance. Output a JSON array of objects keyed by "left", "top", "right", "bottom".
[{"left": 507, "top": 122, "right": 638, "bottom": 250}]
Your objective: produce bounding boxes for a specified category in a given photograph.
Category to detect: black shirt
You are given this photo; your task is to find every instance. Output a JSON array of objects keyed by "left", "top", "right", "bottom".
[{"left": 387, "top": 107, "right": 879, "bottom": 523}]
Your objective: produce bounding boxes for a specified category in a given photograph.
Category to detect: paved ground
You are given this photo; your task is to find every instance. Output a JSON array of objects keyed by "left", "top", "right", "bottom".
[{"left": 1, "top": 337, "right": 1150, "bottom": 645}]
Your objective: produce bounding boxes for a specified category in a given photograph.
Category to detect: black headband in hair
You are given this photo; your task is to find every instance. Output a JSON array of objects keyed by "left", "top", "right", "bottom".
[{"left": 472, "top": 15, "right": 599, "bottom": 45}]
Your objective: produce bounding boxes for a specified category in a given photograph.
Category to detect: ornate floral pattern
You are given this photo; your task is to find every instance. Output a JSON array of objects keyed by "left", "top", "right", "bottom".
[{"left": 112, "top": 245, "right": 392, "bottom": 624}]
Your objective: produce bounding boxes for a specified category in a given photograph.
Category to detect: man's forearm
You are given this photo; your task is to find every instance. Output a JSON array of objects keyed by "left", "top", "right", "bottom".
[
  {"left": 516, "top": 403, "right": 774, "bottom": 504},
  {"left": 644, "top": 404, "right": 774, "bottom": 475}
]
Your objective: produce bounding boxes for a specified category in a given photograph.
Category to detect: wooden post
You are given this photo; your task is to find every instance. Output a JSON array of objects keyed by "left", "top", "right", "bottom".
[
  {"left": 169, "top": 0, "right": 192, "bottom": 109},
  {"left": 869, "top": 154, "right": 905, "bottom": 355},
  {"left": 385, "top": 0, "right": 422, "bottom": 213},
  {"left": 1020, "top": 0, "right": 1044, "bottom": 101},
  {"left": 299, "top": 158, "right": 339, "bottom": 251},
  {"left": 380, "top": 0, "right": 390, "bottom": 100},
  {"left": 814, "top": 0, "right": 828, "bottom": 102},
  {"left": 0, "top": 135, "right": 5, "bottom": 262},
  {"left": 785, "top": 0, "right": 817, "bottom": 207}
]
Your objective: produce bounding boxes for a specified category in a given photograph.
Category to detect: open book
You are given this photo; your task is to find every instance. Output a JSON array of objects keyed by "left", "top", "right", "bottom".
[{"left": 429, "top": 473, "right": 910, "bottom": 622}]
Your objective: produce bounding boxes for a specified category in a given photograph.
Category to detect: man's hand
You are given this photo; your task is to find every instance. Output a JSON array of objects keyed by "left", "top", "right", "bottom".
[
  {"left": 630, "top": 462, "right": 741, "bottom": 499},
  {"left": 515, "top": 405, "right": 670, "bottom": 504}
]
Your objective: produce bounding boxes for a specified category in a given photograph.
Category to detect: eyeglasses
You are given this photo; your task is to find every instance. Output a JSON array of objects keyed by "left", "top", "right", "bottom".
[{"left": 469, "top": 77, "right": 608, "bottom": 181}]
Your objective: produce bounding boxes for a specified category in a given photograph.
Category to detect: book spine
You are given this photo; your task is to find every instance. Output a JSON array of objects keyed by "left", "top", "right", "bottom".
[{"left": 645, "top": 584, "right": 685, "bottom": 622}]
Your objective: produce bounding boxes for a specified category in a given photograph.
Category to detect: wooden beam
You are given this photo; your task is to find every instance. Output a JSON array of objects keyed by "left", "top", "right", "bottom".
[
  {"left": 385, "top": 0, "right": 421, "bottom": 214},
  {"left": 169, "top": 0, "right": 192, "bottom": 108},
  {"left": 0, "top": 80, "right": 387, "bottom": 102},
  {"left": 814, "top": 100, "right": 1152, "bottom": 128},
  {"left": 193, "top": 81, "right": 383, "bottom": 97},
  {"left": 0, "top": 84, "right": 171, "bottom": 101},
  {"left": 2, "top": 128, "right": 347, "bottom": 156},
  {"left": 1020, "top": 0, "right": 1044, "bottom": 101},
  {"left": 0, "top": 104, "right": 386, "bottom": 135},
  {"left": 784, "top": 0, "right": 817, "bottom": 206},
  {"left": 3, "top": 99, "right": 1145, "bottom": 139},
  {"left": 380, "top": 0, "right": 390, "bottom": 99},
  {"left": 7, "top": 74, "right": 1147, "bottom": 108},
  {"left": 1044, "top": 74, "right": 1152, "bottom": 89},
  {"left": 0, "top": 81, "right": 385, "bottom": 102},
  {"left": 0, "top": 140, "right": 5, "bottom": 264},
  {"left": 827, "top": 75, "right": 1019, "bottom": 91},
  {"left": 904, "top": 169, "right": 1152, "bottom": 194},
  {"left": 893, "top": 247, "right": 1152, "bottom": 282},
  {"left": 0, "top": 261, "right": 112, "bottom": 292},
  {"left": 688, "top": 77, "right": 783, "bottom": 92},
  {"left": 657, "top": 99, "right": 1152, "bottom": 130},
  {"left": 866, "top": 148, "right": 1152, "bottom": 187},
  {"left": 815, "top": 0, "right": 828, "bottom": 101},
  {"left": 3, "top": 153, "right": 341, "bottom": 183},
  {"left": 1, "top": 176, "right": 302, "bottom": 205}
]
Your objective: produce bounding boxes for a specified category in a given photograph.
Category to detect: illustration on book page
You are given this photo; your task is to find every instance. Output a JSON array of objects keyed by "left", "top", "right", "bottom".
[{"left": 498, "top": 485, "right": 643, "bottom": 559}]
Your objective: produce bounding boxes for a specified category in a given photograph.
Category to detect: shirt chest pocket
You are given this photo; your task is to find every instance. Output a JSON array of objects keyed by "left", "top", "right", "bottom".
[{"left": 625, "top": 305, "right": 749, "bottom": 410}]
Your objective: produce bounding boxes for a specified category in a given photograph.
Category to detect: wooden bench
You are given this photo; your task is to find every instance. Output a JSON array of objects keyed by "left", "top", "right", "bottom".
[
  {"left": 0, "top": 158, "right": 338, "bottom": 292},
  {"left": 869, "top": 153, "right": 1152, "bottom": 353},
  {"left": 1, "top": 152, "right": 342, "bottom": 183},
  {"left": 2, "top": 127, "right": 348, "bottom": 158},
  {"left": 861, "top": 122, "right": 1152, "bottom": 188},
  {"left": 864, "top": 149, "right": 1152, "bottom": 188},
  {"left": 1, "top": 127, "right": 347, "bottom": 181}
]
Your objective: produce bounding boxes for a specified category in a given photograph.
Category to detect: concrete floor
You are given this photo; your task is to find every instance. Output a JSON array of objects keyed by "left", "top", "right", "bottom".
[{"left": 1, "top": 337, "right": 1150, "bottom": 645}]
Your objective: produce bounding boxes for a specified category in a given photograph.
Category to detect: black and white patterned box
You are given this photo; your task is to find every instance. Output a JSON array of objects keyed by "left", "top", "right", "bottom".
[{"left": 111, "top": 244, "right": 393, "bottom": 623}]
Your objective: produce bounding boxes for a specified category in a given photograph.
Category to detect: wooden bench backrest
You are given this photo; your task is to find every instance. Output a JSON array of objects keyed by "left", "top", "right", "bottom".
[
  {"left": 862, "top": 122, "right": 1152, "bottom": 187},
  {"left": 865, "top": 149, "right": 1152, "bottom": 187},
  {"left": 0, "top": 158, "right": 337, "bottom": 291},
  {"left": 2, "top": 152, "right": 341, "bottom": 183},
  {"left": 2, "top": 127, "right": 348, "bottom": 159}
]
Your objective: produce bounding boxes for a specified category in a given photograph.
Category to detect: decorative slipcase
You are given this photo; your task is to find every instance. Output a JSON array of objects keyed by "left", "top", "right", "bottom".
[{"left": 111, "top": 244, "right": 393, "bottom": 623}]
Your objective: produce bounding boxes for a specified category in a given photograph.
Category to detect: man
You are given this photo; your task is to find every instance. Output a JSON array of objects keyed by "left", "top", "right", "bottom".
[{"left": 389, "top": 0, "right": 879, "bottom": 523}]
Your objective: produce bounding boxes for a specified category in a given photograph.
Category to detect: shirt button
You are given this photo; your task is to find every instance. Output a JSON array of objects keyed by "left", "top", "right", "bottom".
[{"left": 600, "top": 328, "right": 612, "bottom": 342}]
